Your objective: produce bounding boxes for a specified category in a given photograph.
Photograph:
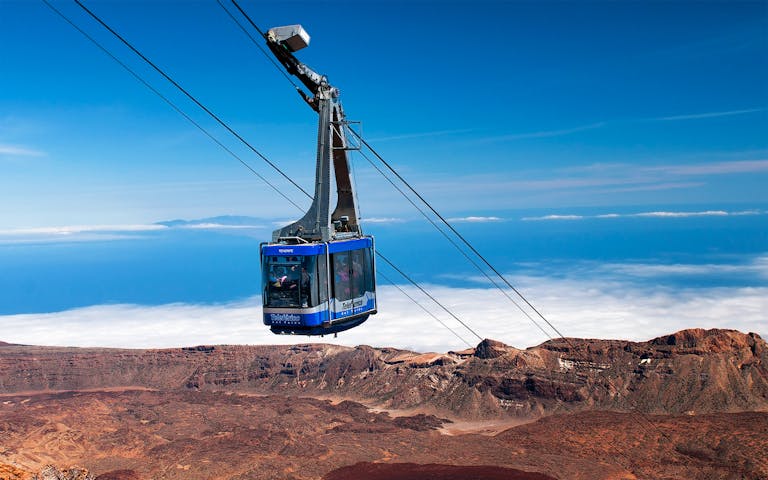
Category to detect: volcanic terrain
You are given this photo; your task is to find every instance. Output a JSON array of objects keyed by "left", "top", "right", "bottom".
[{"left": 0, "top": 328, "right": 766, "bottom": 479}]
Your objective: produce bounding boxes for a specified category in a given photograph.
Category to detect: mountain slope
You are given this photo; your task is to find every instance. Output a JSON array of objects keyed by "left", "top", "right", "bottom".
[{"left": 1, "top": 328, "right": 765, "bottom": 419}]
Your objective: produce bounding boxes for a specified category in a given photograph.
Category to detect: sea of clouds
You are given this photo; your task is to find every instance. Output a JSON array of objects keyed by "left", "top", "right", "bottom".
[{"left": 4, "top": 274, "right": 765, "bottom": 353}]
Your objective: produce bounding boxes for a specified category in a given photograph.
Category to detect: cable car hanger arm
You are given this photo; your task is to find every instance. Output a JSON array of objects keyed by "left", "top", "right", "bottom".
[
  {"left": 264, "top": 25, "right": 331, "bottom": 112},
  {"left": 264, "top": 24, "right": 361, "bottom": 243}
]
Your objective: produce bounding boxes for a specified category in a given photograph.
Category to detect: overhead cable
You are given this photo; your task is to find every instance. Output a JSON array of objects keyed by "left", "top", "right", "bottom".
[
  {"left": 52, "top": 0, "right": 483, "bottom": 346},
  {"left": 354, "top": 142, "right": 553, "bottom": 340},
  {"left": 347, "top": 123, "right": 675, "bottom": 440},
  {"left": 49, "top": 0, "right": 682, "bottom": 450},
  {"left": 73, "top": 0, "right": 314, "bottom": 201},
  {"left": 219, "top": 1, "right": 680, "bottom": 447},
  {"left": 40, "top": 0, "right": 303, "bottom": 211},
  {"left": 377, "top": 253, "right": 483, "bottom": 342},
  {"left": 223, "top": 0, "right": 557, "bottom": 342},
  {"left": 349, "top": 130, "right": 568, "bottom": 340},
  {"left": 377, "top": 270, "right": 474, "bottom": 348},
  {"left": 215, "top": 0, "right": 304, "bottom": 95}
]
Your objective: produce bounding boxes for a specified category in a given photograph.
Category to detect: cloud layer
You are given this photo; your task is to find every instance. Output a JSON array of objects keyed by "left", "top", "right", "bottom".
[
  {"left": 0, "top": 222, "right": 266, "bottom": 244},
  {"left": 3, "top": 277, "right": 765, "bottom": 353}
]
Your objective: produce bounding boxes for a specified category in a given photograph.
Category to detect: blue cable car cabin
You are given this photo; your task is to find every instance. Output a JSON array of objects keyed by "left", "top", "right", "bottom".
[
  {"left": 261, "top": 237, "right": 376, "bottom": 335},
  {"left": 259, "top": 24, "right": 378, "bottom": 335}
]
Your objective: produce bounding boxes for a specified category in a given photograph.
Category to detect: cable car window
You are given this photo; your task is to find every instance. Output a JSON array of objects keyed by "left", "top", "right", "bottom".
[
  {"left": 301, "top": 255, "right": 318, "bottom": 308},
  {"left": 349, "top": 249, "right": 365, "bottom": 298},
  {"left": 332, "top": 251, "right": 352, "bottom": 302},
  {"left": 263, "top": 255, "right": 322, "bottom": 308},
  {"left": 317, "top": 253, "right": 328, "bottom": 303},
  {"left": 363, "top": 247, "right": 374, "bottom": 293},
  {"left": 263, "top": 256, "right": 301, "bottom": 308}
]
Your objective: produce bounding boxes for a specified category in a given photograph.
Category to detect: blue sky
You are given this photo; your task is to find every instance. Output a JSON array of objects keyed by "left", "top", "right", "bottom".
[
  {"left": 1, "top": 0, "right": 766, "bottom": 227},
  {"left": 0, "top": 1, "right": 766, "bottom": 351}
]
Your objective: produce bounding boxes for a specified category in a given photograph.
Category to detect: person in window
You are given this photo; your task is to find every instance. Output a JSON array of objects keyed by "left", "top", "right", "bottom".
[
  {"left": 352, "top": 255, "right": 365, "bottom": 297},
  {"left": 271, "top": 266, "right": 288, "bottom": 288},
  {"left": 300, "top": 267, "right": 310, "bottom": 307},
  {"left": 285, "top": 265, "right": 301, "bottom": 289},
  {"left": 335, "top": 258, "right": 351, "bottom": 300}
]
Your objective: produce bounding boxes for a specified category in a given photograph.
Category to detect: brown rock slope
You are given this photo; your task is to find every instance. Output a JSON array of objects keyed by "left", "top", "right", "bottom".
[
  {"left": 2, "top": 389, "right": 766, "bottom": 479},
  {"left": 0, "top": 389, "right": 555, "bottom": 480},
  {"left": 1, "top": 329, "right": 765, "bottom": 418},
  {"left": 0, "top": 328, "right": 766, "bottom": 479},
  {"left": 0, "top": 462, "right": 31, "bottom": 480}
]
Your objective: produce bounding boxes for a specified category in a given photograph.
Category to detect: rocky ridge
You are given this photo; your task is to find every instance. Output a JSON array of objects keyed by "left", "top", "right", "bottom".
[{"left": 1, "top": 328, "right": 765, "bottom": 419}]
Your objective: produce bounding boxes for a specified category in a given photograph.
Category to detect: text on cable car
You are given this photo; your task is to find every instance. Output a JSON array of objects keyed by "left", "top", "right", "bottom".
[{"left": 270, "top": 313, "right": 302, "bottom": 324}]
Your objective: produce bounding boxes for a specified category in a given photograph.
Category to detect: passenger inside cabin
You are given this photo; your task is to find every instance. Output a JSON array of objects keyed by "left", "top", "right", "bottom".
[
  {"left": 334, "top": 254, "right": 351, "bottom": 300},
  {"left": 271, "top": 266, "right": 288, "bottom": 287},
  {"left": 285, "top": 265, "right": 301, "bottom": 289}
]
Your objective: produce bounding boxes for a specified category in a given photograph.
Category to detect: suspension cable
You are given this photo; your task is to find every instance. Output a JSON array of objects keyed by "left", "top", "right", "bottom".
[
  {"left": 52, "top": 0, "right": 483, "bottom": 346},
  {"left": 349, "top": 124, "right": 676, "bottom": 440},
  {"left": 41, "top": 0, "right": 303, "bottom": 211},
  {"left": 352, "top": 137, "right": 552, "bottom": 340},
  {"left": 377, "top": 270, "right": 474, "bottom": 348},
  {"left": 222, "top": 0, "right": 557, "bottom": 341},
  {"left": 349, "top": 130, "right": 567, "bottom": 339},
  {"left": 211, "top": 0, "right": 701, "bottom": 455},
  {"left": 73, "top": 0, "right": 313, "bottom": 201},
  {"left": 46, "top": 0, "right": 691, "bottom": 455},
  {"left": 216, "top": 0, "right": 304, "bottom": 95},
  {"left": 377, "top": 253, "right": 483, "bottom": 342},
  {"left": 219, "top": 1, "right": 681, "bottom": 448}
]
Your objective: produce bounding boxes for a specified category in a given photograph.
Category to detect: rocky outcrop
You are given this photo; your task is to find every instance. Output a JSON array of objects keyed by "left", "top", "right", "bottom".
[
  {"left": 0, "top": 329, "right": 765, "bottom": 419},
  {"left": 0, "top": 462, "right": 31, "bottom": 480},
  {"left": 32, "top": 466, "right": 94, "bottom": 480}
]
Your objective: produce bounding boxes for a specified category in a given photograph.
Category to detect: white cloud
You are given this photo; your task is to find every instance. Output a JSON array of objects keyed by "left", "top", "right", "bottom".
[
  {"left": 0, "top": 224, "right": 167, "bottom": 236},
  {"left": 368, "top": 128, "right": 476, "bottom": 142},
  {"left": 597, "top": 258, "right": 768, "bottom": 279},
  {"left": 648, "top": 159, "right": 768, "bottom": 175},
  {"left": 635, "top": 210, "right": 728, "bottom": 218},
  {"left": 0, "top": 222, "right": 270, "bottom": 244},
  {"left": 418, "top": 155, "right": 768, "bottom": 209},
  {"left": 0, "top": 143, "right": 45, "bottom": 158},
  {"left": 0, "top": 224, "right": 170, "bottom": 244},
  {"left": 477, "top": 122, "right": 606, "bottom": 142},
  {"left": 652, "top": 108, "right": 765, "bottom": 121},
  {"left": 603, "top": 181, "right": 704, "bottom": 193},
  {"left": 362, "top": 217, "right": 406, "bottom": 224},
  {"left": 447, "top": 216, "right": 503, "bottom": 223},
  {"left": 522, "top": 214, "right": 584, "bottom": 221},
  {"left": 2, "top": 278, "right": 765, "bottom": 353}
]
